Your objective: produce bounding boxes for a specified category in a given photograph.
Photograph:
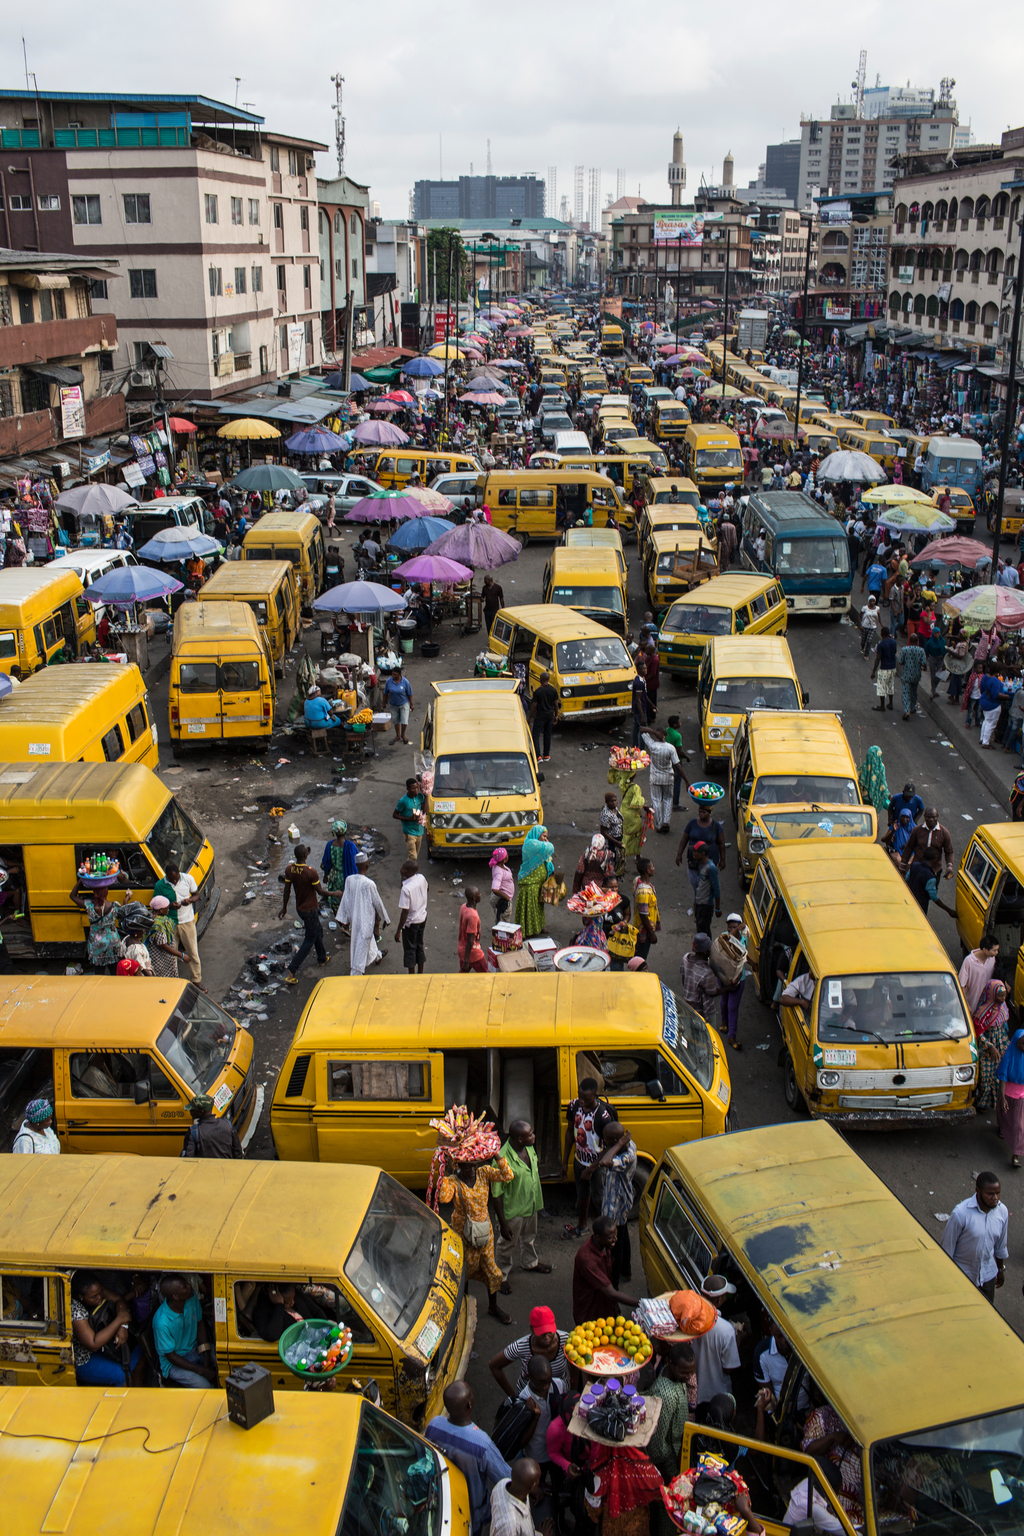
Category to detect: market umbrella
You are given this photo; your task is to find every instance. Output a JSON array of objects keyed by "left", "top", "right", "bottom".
[
  {"left": 756, "top": 419, "right": 807, "bottom": 440},
  {"left": 943, "top": 584, "right": 1024, "bottom": 631},
  {"left": 387, "top": 516, "right": 454, "bottom": 551},
  {"left": 369, "top": 400, "right": 405, "bottom": 413},
  {"left": 860, "top": 485, "right": 933, "bottom": 506},
  {"left": 428, "top": 342, "right": 467, "bottom": 360},
  {"left": 322, "top": 371, "right": 372, "bottom": 391},
  {"left": 284, "top": 427, "right": 349, "bottom": 454},
  {"left": 402, "top": 357, "right": 445, "bottom": 378},
  {"left": 361, "top": 366, "right": 402, "bottom": 384},
  {"left": 425, "top": 521, "right": 520, "bottom": 569},
  {"left": 351, "top": 420, "right": 409, "bottom": 446},
  {"left": 167, "top": 417, "right": 197, "bottom": 433},
  {"left": 875, "top": 506, "right": 956, "bottom": 535},
  {"left": 493, "top": 358, "right": 525, "bottom": 369},
  {"left": 344, "top": 491, "right": 425, "bottom": 524},
  {"left": 312, "top": 580, "right": 406, "bottom": 615},
  {"left": 381, "top": 390, "right": 416, "bottom": 404},
  {"left": 0, "top": 674, "right": 14, "bottom": 698},
  {"left": 393, "top": 554, "right": 473, "bottom": 584},
  {"left": 815, "top": 450, "right": 887, "bottom": 485},
  {"left": 232, "top": 464, "right": 305, "bottom": 493},
  {"left": 910, "top": 536, "right": 993, "bottom": 569},
  {"left": 460, "top": 392, "right": 505, "bottom": 405},
  {"left": 137, "top": 528, "right": 224, "bottom": 562},
  {"left": 406, "top": 486, "right": 455, "bottom": 514},
  {"left": 85, "top": 565, "right": 183, "bottom": 606},
  {"left": 55, "top": 483, "right": 138, "bottom": 518},
  {"left": 216, "top": 418, "right": 281, "bottom": 440}
]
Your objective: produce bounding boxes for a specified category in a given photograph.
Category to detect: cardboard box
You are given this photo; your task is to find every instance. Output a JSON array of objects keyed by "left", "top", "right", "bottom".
[
  {"left": 491, "top": 948, "right": 537, "bottom": 973},
  {"left": 492, "top": 921, "right": 523, "bottom": 953},
  {"left": 526, "top": 935, "right": 557, "bottom": 972}
]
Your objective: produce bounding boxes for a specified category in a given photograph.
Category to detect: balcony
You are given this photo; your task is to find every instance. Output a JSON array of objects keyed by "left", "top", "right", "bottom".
[
  {"left": 0, "top": 389, "right": 125, "bottom": 458},
  {"left": 0, "top": 313, "right": 117, "bottom": 372}
]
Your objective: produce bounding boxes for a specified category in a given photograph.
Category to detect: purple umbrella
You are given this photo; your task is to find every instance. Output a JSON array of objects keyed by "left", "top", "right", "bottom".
[
  {"left": 425, "top": 521, "right": 520, "bottom": 569},
  {"left": 344, "top": 491, "right": 428, "bottom": 523},
  {"left": 351, "top": 419, "right": 409, "bottom": 446},
  {"left": 393, "top": 554, "right": 473, "bottom": 583}
]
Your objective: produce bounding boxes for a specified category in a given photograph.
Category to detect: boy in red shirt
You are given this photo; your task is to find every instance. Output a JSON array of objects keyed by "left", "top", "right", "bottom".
[{"left": 458, "top": 886, "right": 487, "bottom": 973}]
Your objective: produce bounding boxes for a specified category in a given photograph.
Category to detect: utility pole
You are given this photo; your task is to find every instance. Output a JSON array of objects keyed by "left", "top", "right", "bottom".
[
  {"left": 992, "top": 178, "right": 1024, "bottom": 568},
  {"left": 442, "top": 233, "right": 455, "bottom": 444},
  {"left": 792, "top": 216, "right": 814, "bottom": 452},
  {"left": 341, "top": 288, "right": 354, "bottom": 392}
]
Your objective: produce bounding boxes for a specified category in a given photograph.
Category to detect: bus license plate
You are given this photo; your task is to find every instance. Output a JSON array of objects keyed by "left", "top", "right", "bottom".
[{"left": 187, "top": 723, "right": 206, "bottom": 734}]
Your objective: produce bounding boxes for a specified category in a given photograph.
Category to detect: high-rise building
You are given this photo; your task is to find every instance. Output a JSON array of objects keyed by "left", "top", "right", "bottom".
[
  {"left": 616, "top": 169, "right": 626, "bottom": 200},
  {"left": 547, "top": 166, "right": 557, "bottom": 220},
  {"left": 797, "top": 102, "right": 956, "bottom": 209},
  {"left": 587, "top": 168, "right": 601, "bottom": 231},
  {"left": 413, "top": 174, "right": 545, "bottom": 219},
  {"left": 574, "top": 166, "right": 585, "bottom": 224},
  {"left": 764, "top": 140, "right": 801, "bottom": 204}
]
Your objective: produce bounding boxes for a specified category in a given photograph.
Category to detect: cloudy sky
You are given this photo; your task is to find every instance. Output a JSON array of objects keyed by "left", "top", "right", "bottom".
[{"left": 16, "top": 0, "right": 1024, "bottom": 216}]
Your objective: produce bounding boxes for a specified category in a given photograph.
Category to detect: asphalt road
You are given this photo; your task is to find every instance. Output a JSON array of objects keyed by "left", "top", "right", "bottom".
[{"left": 119, "top": 520, "right": 1024, "bottom": 1419}]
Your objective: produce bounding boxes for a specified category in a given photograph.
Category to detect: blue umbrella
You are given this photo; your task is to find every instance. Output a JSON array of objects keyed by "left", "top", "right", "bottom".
[
  {"left": 322, "top": 372, "right": 371, "bottom": 391},
  {"left": 0, "top": 674, "right": 15, "bottom": 698},
  {"left": 387, "top": 516, "right": 454, "bottom": 551},
  {"left": 402, "top": 356, "right": 445, "bottom": 378},
  {"left": 285, "top": 427, "right": 349, "bottom": 454},
  {"left": 85, "top": 565, "right": 183, "bottom": 607},
  {"left": 313, "top": 580, "right": 406, "bottom": 615},
  {"left": 137, "top": 528, "right": 224, "bottom": 563}
]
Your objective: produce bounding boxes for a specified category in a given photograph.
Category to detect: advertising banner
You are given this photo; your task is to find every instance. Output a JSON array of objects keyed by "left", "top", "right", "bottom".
[
  {"left": 59, "top": 385, "right": 86, "bottom": 440},
  {"left": 823, "top": 300, "right": 852, "bottom": 321},
  {"left": 653, "top": 211, "right": 722, "bottom": 245}
]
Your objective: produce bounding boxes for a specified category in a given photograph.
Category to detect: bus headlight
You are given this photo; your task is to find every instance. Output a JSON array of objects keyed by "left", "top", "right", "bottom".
[
  {"left": 708, "top": 728, "right": 722, "bottom": 739},
  {"left": 562, "top": 688, "right": 571, "bottom": 698},
  {"left": 954, "top": 1065, "right": 976, "bottom": 1084},
  {"left": 748, "top": 833, "right": 766, "bottom": 857},
  {"left": 817, "top": 1070, "right": 842, "bottom": 1089}
]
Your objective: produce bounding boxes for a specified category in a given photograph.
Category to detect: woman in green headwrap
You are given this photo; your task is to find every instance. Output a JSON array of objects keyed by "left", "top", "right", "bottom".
[
  {"left": 607, "top": 766, "right": 649, "bottom": 860},
  {"left": 857, "top": 745, "right": 890, "bottom": 817},
  {"left": 321, "top": 820, "right": 358, "bottom": 894},
  {"left": 515, "top": 825, "right": 555, "bottom": 939}
]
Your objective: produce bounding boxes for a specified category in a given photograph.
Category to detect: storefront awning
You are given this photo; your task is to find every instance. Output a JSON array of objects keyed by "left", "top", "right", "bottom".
[{"left": 24, "top": 362, "right": 84, "bottom": 386}]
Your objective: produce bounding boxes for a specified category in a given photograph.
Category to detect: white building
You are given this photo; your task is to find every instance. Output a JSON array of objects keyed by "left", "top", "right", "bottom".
[{"left": 798, "top": 103, "right": 956, "bottom": 210}]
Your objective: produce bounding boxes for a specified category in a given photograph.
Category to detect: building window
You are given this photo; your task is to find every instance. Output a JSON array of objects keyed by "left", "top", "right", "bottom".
[
  {"left": 277, "top": 265, "right": 287, "bottom": 292},
  {"left": 304, "top": 319, "right": 313, "bottom": 344},
  {"left": 350, "top": 213, "right": 358, "bottom": 236},
  {"left": 270, "top": 145, "right": 280, "bottom": 173},
  {"left": 273, "top": 203, "right": 283, "bottom": 230},
  {"left": 16, "top": 288, "right": 34, "bottom": 323},
  {"left": 288, "top": 149, "right": 297, "bottom": 176},
  {"left": 234, "top": 266, "right": 247, "bottom": 294},
  {"left": 300, "top": 207, "right": 309, "bottom": 232},
  {"left": 72, "top": 194, "right": 102, "bottom": 225},
  {"left": 280, "top": 322, "right": 288, "bottom": 355},
  {"left": 123, "top": 193, "right": 151, "bottom": 225},
  {"left": 248, "top": 198, "right": 260, "bottom": 225},
  {"left": 303, "top": 264, "right": 311, "bottom": 291},
  {"left": 352, "top": 258, "right": 359, "bottom": 278},
  {"left": 37, "top": 194, "right": 60, "bottom": 211},
  {"left": 204, "top": 192, "right": 219, "bottom": 224},
  {"left": 335, "top": 257, "right": 342, "bottom": 280},
  {"left": 334, "top": 210, "right": 341, "bottom": 234},
  {"left": 208, "top": 266, "right": 223, "bottom": 297},
  {"left": 259, "top": 343, "right": 269, "bottom": 374},
  {"left": 251, "top": 265, "right": 263, "bottom": 293},
  {"left": 8, "top": 194, "right": 31, "bottom": 212},
  {"left": 128, "top": 269, "right": 157, "bottom": 298},
  {"left": 39, "top": 290, "right": 66, "bottom": 322},
  {"left": 89, "top": 278, "right": 108, "bottom": 300},
  {"left": 231, "top": 196, "right": 243, "bottom": 225}
]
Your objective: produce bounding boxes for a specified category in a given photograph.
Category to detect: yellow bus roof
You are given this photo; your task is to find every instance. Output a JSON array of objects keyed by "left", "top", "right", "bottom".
[
  {"left": 433, "top": 691, "right": 534, "bottom": 751},
  {"left": 0, "top": 1151, "right": 386, "bottom": 1275},
  {"left": 0, "top": 663, "right": 144, "bottom": 734},
  {"left": 708, "top": 635, "right": 797, "bottom": 678},
  {"left": 650, "top": 477, "right": 700, "bottom": 494},
  {"left": 684, "top": 425, "right": 741, "bottom": 443},
  {"left": 0, "top": 975, "right": 192, "bottom": 1048},
  {"left": 648, "top": 528, "right": 710, "bottom": 552},
  {"left": 746, "top": 711, "right": 852, "bottom": 774},
  {"left": 765, "top": 840, "right": 952, "bottom": 976},
  {"left": 0, "top": 567, "right": 84, "bottom": 622},
  {"left": 241, "top": 510, "right": 320, "bottom": 540},
  {"left": 0, "top": 1386, "right": 361, "bottom": 1536},
  {"left": 0, "top": 760, "right": 169, "bottom": 839},
  {"left": 174, "top": 602, "right": 263, "bottom": 646},
  {"left": 563, "top": 528, "right": 624, "bottom": 552},
  {"left": 548, "top": 548, "right": 621, "bottom": 579},
  {"left": 199, "top": 561, "right": 293, "bottom": 597},
  {"left": 494, "top": 605, "right": 626, "bottom": 641},
  {"left": 664, "top": 1121, "right": 1023, "bottom": 1447},
  {"left": 667, "top": 574, "right": 778, "bottom": 612},
  {"left": 291, "top": 973, "right": 676, "bottom": 1053}
]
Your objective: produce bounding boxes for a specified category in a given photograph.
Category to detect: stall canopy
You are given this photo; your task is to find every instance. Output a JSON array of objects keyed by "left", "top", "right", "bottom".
[{"left": 24, "top": 362, "right": 84, "bottom": 386}]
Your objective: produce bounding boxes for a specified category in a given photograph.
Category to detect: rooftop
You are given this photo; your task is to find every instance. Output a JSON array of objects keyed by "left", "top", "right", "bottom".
[{"left": 0, "top": 88, "right": 263, "bottom": 125}]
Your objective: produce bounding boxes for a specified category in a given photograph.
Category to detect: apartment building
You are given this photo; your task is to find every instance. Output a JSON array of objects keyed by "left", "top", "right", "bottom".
[
  {"left": 792, "top": 192, "right": 891, "bottom": 329},
  {"left": 0, "top": 89, "right": 327, "bottom": 398},
  {"left": 888, "top": 133, "right": 1024, "bottom": 352},
  {"left": 317, "top": 174, "right": 370, "bottom": 355},
  {"left": 798, "top": 103, "right": 956, "bottom": 209},
  {"left": 608, "top": 198, "right": 754, "bottom": 302},
  {"left": 0, "top": 247, "right": 123, "bottom": 465}
]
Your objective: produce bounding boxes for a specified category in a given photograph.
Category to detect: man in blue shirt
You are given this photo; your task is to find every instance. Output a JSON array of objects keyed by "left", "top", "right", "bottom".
[
  {"left": 887, "top": 781, "right": 923, "bottom": 828},
  {"left": 152, "top": 1274, "right": 216, "bottom": 1387},
  {"left": 382, "top": 666, "right": 415, "bottom": 745},
  {"left": 426, "top": 1382, "right": 510, "bottom": 1536},
  {"left": 980, "top": 663, "right": 1008, "bottom": 747},
  {"left": 871, "top": 625, "right": 898, "bottom": 711},
  {"left": 393, "top": 776, "right": 426, "bottom": 861},
  {"left": 303, "top": 686, "right": 341, "bottom": 731},
  {"left": 862, "top": 555, "right": 887, "bottom": 598}
]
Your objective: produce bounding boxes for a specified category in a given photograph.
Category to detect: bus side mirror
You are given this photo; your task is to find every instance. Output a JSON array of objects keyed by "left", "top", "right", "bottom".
[
  {"left": 134, "top": 1080, "right": 151, "bottom": 1106},
  {"left": 801, "top": 690, "right": 810, "bottom": 706},
  {"left": 647, "top": 1079, "right": 666, "bottom": 1102}
]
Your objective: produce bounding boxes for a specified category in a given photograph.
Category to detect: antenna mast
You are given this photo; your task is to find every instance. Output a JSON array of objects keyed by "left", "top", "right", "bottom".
[
  {"left": 331, "top": 73, "right": 346, "bottom": 177},
  {"left": 853, "top": 49, "right": 866, "bottom": 116}
]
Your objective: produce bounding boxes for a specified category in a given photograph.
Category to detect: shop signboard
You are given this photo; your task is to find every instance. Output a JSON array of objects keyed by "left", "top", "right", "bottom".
[{"left": 59, "top": 385, "right": 86, "bottom": 440}]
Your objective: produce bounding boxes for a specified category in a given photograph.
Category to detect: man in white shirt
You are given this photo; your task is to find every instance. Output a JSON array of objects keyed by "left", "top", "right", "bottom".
[
  {"left": 691, "top": 1275, "right": 740, "bottom": 1404},
  {"left": 490, "top": 1459, "right": 546, "bottom": 1536},
  {"left": 781, "top": 970, "right": 816, "bottom": 1010},
  {"left": 940, "top": 1173, "right": 1009, "bottom": 1302},
  {"left": 642, "top": 727, "right": 685, "bottom": 834},
  {"left": 395, "top": 859, "right": 428, "bottom": 975},
  {"left": 783, "top": 1471, "right": 845, "bottom": 1534},
  {"left": 165, "top": 863, "right": 203, "bottom": 988}
]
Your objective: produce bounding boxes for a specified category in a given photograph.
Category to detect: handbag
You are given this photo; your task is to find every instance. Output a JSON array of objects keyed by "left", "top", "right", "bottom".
[
  {"left": 540, "top": 874, "right": 566, "bottom": 906},
  {"left": 465, "top": 1217, "right": 492, "bottom": 1248},
  {"left": 607, "top": 923, "right": 639, "bottom": 959}
]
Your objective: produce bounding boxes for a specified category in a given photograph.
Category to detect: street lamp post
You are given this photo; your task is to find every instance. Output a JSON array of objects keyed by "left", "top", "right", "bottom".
[{"left": 991, "top": 179, "right": 1024, "bottom": 568}]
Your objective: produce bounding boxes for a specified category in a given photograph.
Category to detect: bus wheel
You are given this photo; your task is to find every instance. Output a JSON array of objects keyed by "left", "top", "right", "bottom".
[
  {"left": 514, "top": 531, "right": 530, "bottom": 549},
  {"left": 783, "top": 1054, "right": 807, "bottom": 1114}
]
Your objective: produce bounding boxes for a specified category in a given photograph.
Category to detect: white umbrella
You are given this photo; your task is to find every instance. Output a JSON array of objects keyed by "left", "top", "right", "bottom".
[
  {"left": 56, "top": 483, "right": 138, "bottom": 518},
  {"left": 815, "top": 450, "right": 887, "bottom": 485}
]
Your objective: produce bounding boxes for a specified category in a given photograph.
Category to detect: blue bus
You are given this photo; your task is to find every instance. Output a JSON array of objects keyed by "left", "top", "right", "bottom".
[{"left": 739, "top": 491, "right": 852, "bottom": 615}]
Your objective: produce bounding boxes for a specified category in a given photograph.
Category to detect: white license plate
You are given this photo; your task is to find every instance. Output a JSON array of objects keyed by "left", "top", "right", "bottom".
[
  {"left": 823, "top": 1049, "right": 856, "bottom": 1066},
  {"left": 433, "top": 800, "right": 456, "bottom": 813},
  {"left": 804, "top": 596, "right": 822, "bottom": 607},
  {"left": 186, "top": 723, "right": 206, "bottom": 734}
]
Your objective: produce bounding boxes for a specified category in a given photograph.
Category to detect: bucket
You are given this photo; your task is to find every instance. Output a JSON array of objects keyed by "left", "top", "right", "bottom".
[{"left": 400, "top": 634, "right": 414, "bottom": 654}]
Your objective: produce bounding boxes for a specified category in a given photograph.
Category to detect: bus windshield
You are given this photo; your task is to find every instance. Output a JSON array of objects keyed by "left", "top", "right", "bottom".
[
  {"left": 775, "top": 537, "right": 850, "bottom": 576},
  {"left": 663, "top": 604, "right": 731, "bottom": 636},
  {"left": 873, "top": 1405, "right": 1024, "bottom": 1535},
  {"left": 817, "top": 972, "right": 969, "bottom": 1043},
  {"left": 752, "top": 775, "right": 858, "bottom": 806},
  {"left": 712, "top": 678, "right": 800, "bottom": 711},
  {"left": 157, "top": 987, "right": 236, "bottom": 1093},
  {"left": 340, "top": 1404, "right": 443, "bottom": 1536},
  {"left": 758, "top": 809, "right": 875, "bottom": 841},
  {"left": 434, "top": 753, "right": 535, "bottom": 797},
  {"left": 344, "top": 1174, "right": 441, "bottom": 1340},
  {"left": 146, "top": 797, "right": 204, "bottom": 874},
  {"left": 695, "top": 448, "right": 742, "bottom": 469},
  {"left": 556, "top": 637, "right": 632, "bottom": 673},
  {"left": 551, "top": 586, "right": 624, "bottom": 615},
  {"left": 654, "top": 490, "right": 700, "bottom": 506}
]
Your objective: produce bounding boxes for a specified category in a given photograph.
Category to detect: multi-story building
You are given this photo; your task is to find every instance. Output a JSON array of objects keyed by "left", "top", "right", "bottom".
[
  {"left": 0, "top": 88, "right": 327, "bottom": 398},
  {"left": 765, "top": 140, "right": 802, "bottom": 204},
  {"left": 797, "top": 102, "right": 956, "bottom": 209},
  {"left": 365, "top": 222, "right": 421, "bottom": 346},
  {"left": 413, "top": 175, "right": 545, "bottom": 220},
  {"left": 608, "top": 197, "right": 754, "bottom": 305},
  {"left": 317, "top": 175, "right": 370, "bottom": 356},
  {"left": 887, "top": 132, "right": 1024, "bottom": 353},
  {"left": 0, "top": 247, "right": 123, "bottom": 467},
  {"left": 791, "top": 192, "right": 890, "bottom": 330}
]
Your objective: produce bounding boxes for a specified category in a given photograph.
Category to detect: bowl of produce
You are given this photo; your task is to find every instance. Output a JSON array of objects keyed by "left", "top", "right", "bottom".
[
  {"left": 688, "top": 781, "right": 726, "bottom": 805},
  {"left": 565, "top": 1317, "right": 652, "bottom": 1372}
]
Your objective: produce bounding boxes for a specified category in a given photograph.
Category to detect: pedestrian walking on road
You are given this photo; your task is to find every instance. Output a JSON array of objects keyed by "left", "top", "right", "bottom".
[
  {"left": 974, "top": 980, "right": 1011, "bottom": 1112},
  {"left": 337, "top": 852, "right": 390, "bottom": 974},
  {"left": 681, "top": 933, "right": 720, "bottom": 1019},
  {"left": 529, "top": 671, "right": 560, "bottom": 763},
  {"left": 997, "top": 1030, "right": 1024, "bottom": 1168},
  {"left": 162, "top": 862, "right": 203, "bottom": 989},
  {"left": 459, "top": 886, "right": 488, "bottom": 973},
  {"left": 494, "top": 1121, "right": 551, "bottom": 1292},
  {"left": 280, "top": 845, "right": 328, "bottom": 984},
  {"left": 859, "top": 595, "right": 880, "bottom": 656},
  {"left": 490, "top": 847, "right": 515, "bottom": 924},
  {"left": 691, "top": 844, "right": 721, "bottom": 935},
  {"left": 515, "top": 827, "right": 554, "bottom": 940},
  {"left": 959, "top": 941, "right": 1000, "bottom": 1013},
  {"left": 393, "top": 776, "right": 426, "bottom": 861},
  {"left": 940, "top": 1173, "right": 1008, "bottom": 1302},
  {"left": 597, "top": 1121, "right": 637, "bottom": 1286},
  {"left": 632, "top": 855, "right": 660, "bottom": 961},
  {"left": 435, "top": 1135, "right": 515, "bottom": 1325},
  {"left": 395, "top": 860, "right": 428, "bottom": 974},
  {"left": 871, "top": 627, "right": 897, "bottom": 710},
  {"left": 642, "top": 726, "right": 685, "bottom": 834},
  {"left": 631, "top": 654, "right": 650, "bottom": 747},
  {"left": 896, "top": 640, "right": 926, "bottom": 720}
]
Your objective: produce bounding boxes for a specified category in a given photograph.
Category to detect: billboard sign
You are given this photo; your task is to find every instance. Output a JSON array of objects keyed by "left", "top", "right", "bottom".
[
  {"left": 59, "top": 385, "right": 86, "bottom": 440},
  {"left": 653, "top": 211, "right": 723, "bottom": 245},
  {"left": 823, "top": 300, "right": 852, "bottom": 321}
]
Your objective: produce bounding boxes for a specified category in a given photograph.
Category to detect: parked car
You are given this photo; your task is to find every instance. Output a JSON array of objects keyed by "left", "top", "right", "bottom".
[{"left": 298, "top": 473, "right": 384, "bottom": 516}]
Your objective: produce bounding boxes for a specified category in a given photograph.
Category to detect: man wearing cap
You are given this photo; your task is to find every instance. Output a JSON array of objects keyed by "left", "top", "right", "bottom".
[
  {"left": 887, "top": 781, "right": 923, "bottom": 829},
  {"left": 494, "top": 1121, "right": 551, "bottom": 1294},
  {"left": 489, "top": 1306, "right": 570, "bottom": 1400},
  {"left": 713, "top": 914, "right": 748, "bottom": 1052},
  {"left": 181, "top": 1095, "right": 244, "bottom": 1160},
  {"left": 13, "top": 1099, "right": 61, "bottom": 1154},
  {"left": 681, "top": 935, "right": 720, "bottom": 1019},
  {"left": 691, "top": 1276, "right": 741, "bottom": 1406},
  {"left": 337, "top": 852, "right": 390, "bottom": 975},
  {"left": 675, "top": 804, "right": 725, "bottom": 899}
]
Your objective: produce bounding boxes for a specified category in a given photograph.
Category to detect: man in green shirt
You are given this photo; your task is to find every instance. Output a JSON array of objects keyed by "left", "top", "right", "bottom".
[
  {"left": 392, "top": 776, "right": 426, "bottom": 862},
  {"left": 494, "top": 1120, "right": 551, "bottom": 1294},
  {"left": 666, "top": 714, "right": 686, "bottom": 810}
]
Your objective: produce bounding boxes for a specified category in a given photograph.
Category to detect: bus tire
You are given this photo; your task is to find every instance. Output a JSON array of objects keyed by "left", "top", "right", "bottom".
[
  {"left": 783, "top": 1053, "right": 807, "bottom": 1114},
  {"left": 514, "top": 531, "right": 530, "bottom": 549}
]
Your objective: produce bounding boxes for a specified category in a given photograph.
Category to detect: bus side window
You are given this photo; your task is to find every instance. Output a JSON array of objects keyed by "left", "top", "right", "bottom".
[
  {"left": 125, "top": 703, "right": 149, "bottom": 743},
  {"left": 652, "top": 1179, "right": 714, "bottom": 1284},
  {"left": 101, "top": 724, "right": 125, "bottom": 762},
  {"left": 535, "top": 639, "right": 553, "bottom": 669}
]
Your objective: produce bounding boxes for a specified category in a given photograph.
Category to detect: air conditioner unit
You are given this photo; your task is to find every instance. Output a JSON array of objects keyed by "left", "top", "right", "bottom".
[{"left": 129, "top": 368, "right": 153, "bottom": 386}]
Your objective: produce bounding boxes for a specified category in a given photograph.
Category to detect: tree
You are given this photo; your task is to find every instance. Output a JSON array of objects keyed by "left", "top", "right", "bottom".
[{"left": 426, "top": 228, "right": 469, "bottom": 302}]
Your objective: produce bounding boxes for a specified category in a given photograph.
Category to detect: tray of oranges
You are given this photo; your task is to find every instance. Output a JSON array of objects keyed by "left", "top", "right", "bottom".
[{"left": 566, "top": 1317, "right": 652, "bottom": 1373}]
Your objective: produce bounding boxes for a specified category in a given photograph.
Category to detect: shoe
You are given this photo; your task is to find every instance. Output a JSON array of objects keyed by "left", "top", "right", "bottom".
[
  {"left": 286, "top": 974, "right": 298, "bottom": 986},
  {"left": 729, "top": 1039, "right": 742, "bottom": 1051}
]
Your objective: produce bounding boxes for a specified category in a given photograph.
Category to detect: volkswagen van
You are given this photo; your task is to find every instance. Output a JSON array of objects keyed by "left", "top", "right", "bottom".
[
  {"left": 542, "top": 547, "right": 627, "bottom": 634},
  {"left": 487, "top": 606, "right": 635, "bottom": 722},
  {"left": 697, "top": 636, "right": 804, "bottom": 773},
  {"left": 658, "top": 573, "right": 787, "bottom": 680}
]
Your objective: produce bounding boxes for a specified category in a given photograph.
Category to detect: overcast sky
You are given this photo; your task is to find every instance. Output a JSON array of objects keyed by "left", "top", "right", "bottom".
[{"left": 17, "top": 0, "right": 1024, "bottom": 217}]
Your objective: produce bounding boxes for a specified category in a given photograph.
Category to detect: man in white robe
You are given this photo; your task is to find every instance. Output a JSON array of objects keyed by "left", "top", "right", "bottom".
[{"left": 337, "top": 852, "right": 390, "bottom": 975}]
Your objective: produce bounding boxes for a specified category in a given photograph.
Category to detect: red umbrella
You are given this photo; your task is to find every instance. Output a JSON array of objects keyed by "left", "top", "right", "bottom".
[
  {"left": 381, "top": 390, "right": 416, "bottom": 403},
  {"left": 911, "top": 536, "right": 994, "bottom": 569},
  {"left": 168, "top": 417, "right": 197, "bottom": 432}
]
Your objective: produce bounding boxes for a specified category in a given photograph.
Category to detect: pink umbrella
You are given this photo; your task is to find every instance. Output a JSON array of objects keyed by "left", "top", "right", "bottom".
[
  {"left": 426, "top": 521, "right": 520, "bottom": 569},
  {"left": 351, "top": 420, "right": 409, "bottom": 446},
  {"left": 381, "top": 390, "right": 415, "bottom": 403},
  {"left": 393, "top": 554, "right": 473, "bottom": 583},
  {"left": 911, "top": 536, "right": 992, "bottom": 569},
  {"left": 369, "top": 400, "right": 404, "bottom": 413},
  {"left": 344, "top": 491, "right": 425, "bottom": 523},
  {"left": 460, "top": 391, "right": 505, "bottom": 405},
  {"left": 406, "top": 486, "right": 455, "bottom": 514},
  {"left": 463, "top": 348, "right": 484, "bottom": 359}
]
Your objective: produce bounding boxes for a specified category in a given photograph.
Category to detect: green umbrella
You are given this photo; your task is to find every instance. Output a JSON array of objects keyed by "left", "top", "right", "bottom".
[{"left": 362, "top": 366, "right": 401, "bottom": 384}]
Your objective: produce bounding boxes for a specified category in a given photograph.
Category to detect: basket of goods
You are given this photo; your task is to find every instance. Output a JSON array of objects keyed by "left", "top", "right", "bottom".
[
  {"left": 688, "top": 780, "right": 726, "bottom": 805},
  {"left": 77, "top": 854, "right": 122, "bottom": 888},
  {"left": 609, "top": 745, "right": 650, "bottom": 773},
  {"left": 278, "top": 1319, "right": 353, "bottom": 1379}
]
